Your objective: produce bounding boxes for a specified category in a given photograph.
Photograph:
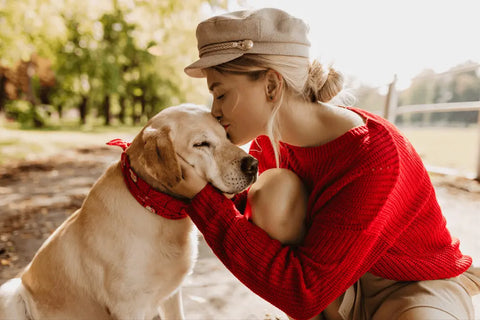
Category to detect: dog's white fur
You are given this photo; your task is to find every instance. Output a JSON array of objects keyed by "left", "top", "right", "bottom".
[{"left": 0, "top": 104, "right": 257, "bottom": 320}]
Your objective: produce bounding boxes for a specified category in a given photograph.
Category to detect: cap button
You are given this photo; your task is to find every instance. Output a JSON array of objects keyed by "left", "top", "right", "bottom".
[{"left": 239, "top": 39, "right": 253, "bottom": 50}]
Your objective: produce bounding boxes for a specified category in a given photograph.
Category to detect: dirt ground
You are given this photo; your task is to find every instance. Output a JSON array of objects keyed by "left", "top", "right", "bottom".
[{"left": 0, "top": 145, "right": 479, "bottom": 319}]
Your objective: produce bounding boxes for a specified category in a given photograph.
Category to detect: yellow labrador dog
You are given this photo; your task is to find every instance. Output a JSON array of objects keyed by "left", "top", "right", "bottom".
[{"left": 0, "top": 104, "right": 258, "bottom": 320}]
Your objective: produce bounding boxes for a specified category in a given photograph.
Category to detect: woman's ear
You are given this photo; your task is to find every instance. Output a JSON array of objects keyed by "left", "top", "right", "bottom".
[{"left": 264, "top": 69, "right": 283, "bottom": 102}]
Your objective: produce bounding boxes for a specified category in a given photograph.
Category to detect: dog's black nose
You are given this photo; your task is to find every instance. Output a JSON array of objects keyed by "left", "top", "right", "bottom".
[{"left": 240, "top": 156, "right": 258, "bottom": 176}]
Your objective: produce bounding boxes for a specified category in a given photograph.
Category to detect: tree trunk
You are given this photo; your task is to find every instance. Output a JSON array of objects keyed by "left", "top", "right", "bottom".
[
  {"left": 119, "top": 96, "right": 126, "bottom": 124},
  {"left": 79, "top": 96, "right": 88, "bottom": 125},
  {"left": 0, "top": 74, "right": 6, "bottom": 114},
  {"left": 26, "top": 61, "right": 37, "bottom": 106},
  {"left": 132, "top": 98, "right": 140, "bottom": 125},
  {"left": 58, "top": 104, "right": 63, "bottom": 119},
  {"left": 39, "top": 86, "right": 51, "bottom": 105},
  {"left": 103, "top": 95, "right": 111, "bottom": 126},
  {"left": 140, "top": 94, "right": 146, "bottom": 118},
  {"left": 31, "top": 104, "right": 43, "bottom": 128},
  {"left": 27, "top": 61, "right": 44, "bottom": 128}
]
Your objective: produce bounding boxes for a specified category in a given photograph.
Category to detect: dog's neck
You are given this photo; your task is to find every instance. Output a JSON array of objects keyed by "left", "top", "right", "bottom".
[{"left": 107, "top": 139, "right": 188, "bottom": 220}]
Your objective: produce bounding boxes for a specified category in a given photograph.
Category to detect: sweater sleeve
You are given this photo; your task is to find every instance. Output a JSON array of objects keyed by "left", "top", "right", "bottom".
[
  {"left": 186, "top": 166, "right": 402, "bottom": 320},
  {"left": 230, "top": 189, "right": 248, "bottom": 213}
]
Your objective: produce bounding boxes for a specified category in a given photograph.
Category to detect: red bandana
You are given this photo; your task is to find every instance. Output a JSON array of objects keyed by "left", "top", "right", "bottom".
[{"left": 106, "top": 139, "right": 188, "bottom": 220}]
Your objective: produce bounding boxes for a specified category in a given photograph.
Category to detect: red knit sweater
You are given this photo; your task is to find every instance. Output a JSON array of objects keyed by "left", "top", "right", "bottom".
[{"left": 171, "top": 107, "right": 471, "bottom": 319}]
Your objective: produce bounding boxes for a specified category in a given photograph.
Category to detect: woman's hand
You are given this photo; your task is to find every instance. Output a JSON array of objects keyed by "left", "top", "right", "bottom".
[{"left": 170, "top": 156, "right": 208, "bottom": 199}]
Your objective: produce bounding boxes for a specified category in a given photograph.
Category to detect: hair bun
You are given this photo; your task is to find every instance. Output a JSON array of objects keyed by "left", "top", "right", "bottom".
[{"left": 305, "top": 60, "right": 344, "bottom": 102}]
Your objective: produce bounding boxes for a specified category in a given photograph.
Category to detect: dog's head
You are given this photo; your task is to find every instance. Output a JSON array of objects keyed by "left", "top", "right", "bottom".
[{"left": 127, "top": 104, "right": 258, "bottom": 196}]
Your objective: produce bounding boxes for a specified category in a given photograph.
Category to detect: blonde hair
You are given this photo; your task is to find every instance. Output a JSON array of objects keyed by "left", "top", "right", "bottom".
[{"left": 210, "top": 54, "right": 344, "bottom": 166}]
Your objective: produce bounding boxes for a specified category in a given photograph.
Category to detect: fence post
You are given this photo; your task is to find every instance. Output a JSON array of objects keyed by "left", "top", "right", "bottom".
[
  {"left": 384, "top": 75, "right": 398, "bottom": 123},
  {"left": 476, "top": 110, "right": 480, "bottom": 181}
]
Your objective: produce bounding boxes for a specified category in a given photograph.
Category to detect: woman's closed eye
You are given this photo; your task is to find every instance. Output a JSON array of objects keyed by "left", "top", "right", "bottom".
[{"left": 216, "top": 94, "right": 225, "bottom": 100}]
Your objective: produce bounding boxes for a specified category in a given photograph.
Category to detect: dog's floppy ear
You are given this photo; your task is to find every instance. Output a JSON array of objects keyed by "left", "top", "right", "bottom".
[{"left": 143, "top": 126, "right": 182, "bottom": 188}]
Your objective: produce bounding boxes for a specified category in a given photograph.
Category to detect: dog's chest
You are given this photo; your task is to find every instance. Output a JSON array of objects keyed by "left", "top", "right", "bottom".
[
  {"left": 104, "top": 221, "right": 198, "bottom": 318},
  {"left": 118, "top": 220, "right": 198, "bottom": 288}
]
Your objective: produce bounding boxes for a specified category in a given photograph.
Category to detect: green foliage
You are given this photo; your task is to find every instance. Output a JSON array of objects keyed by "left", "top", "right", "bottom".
[
  {"left": 0, "top": 0, "right": 228, "bottom": 127},
  {"left": 5, "top": 100, "right": 54, "bottom": 128},
  {"left": 0, "top": 0, "right": 66, "bottom": 65}
]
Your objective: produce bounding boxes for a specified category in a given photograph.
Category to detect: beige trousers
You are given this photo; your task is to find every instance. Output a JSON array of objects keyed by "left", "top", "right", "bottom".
[{"left": 321, "top": 267, "right": 480, "bottom": 320}]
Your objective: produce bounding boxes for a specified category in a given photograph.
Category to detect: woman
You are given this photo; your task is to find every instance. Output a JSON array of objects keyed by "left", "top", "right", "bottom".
[{"left": 168, "top": 7, "right": 480, "bottom": 320}]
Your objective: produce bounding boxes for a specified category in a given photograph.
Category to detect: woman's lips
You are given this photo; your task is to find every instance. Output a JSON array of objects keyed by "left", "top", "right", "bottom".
[{"left": 223, "top": 124, "right": 230, "bottom": 130}]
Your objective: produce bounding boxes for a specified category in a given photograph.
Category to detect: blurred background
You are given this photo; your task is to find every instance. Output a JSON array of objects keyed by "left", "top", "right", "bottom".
[
  {"left": 1, "top": 0, "right": 479, "bottom": 176},
  {"left": 0, "top": 0, "right": 479, "bottom": 318}
]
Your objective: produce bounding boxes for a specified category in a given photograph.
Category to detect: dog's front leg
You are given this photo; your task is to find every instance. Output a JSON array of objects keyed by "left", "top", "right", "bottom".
[{"left": 157, "top": 289, "right": 184, "bottom": 320}]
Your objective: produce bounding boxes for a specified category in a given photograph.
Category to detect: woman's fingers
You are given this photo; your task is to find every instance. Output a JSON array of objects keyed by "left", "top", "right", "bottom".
[{"left": 170, "top": 155, "right": 208, "bottom": 199}]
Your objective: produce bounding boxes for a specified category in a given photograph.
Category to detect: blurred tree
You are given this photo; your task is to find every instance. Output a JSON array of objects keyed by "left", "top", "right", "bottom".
[
  {"left": 53, "top": 17, "right": 97, "bottom": 124},
  {"left": 351, "top": 84, "right": 386, "bottom": 114},
  {"left": 0, "top": 67, "right": 6, "bottom": 113},
  {"left": 398, "top": 69, "right": 437, "bottom": 106},
  {"left": 349, "top": 62, "right": 479, "bottom": 127},
  {"left": 448, "top": 65, "right": 480, "bottom": 102},
  {"left": 445, "top": 63, "right": 480, "bottom": 124},
  {"left": 0, "top": 0, "right": 65, "bottom": 66},
  {"left": 0, "top": 0, "right": 228, "bottom": 126},
  {"left": 395, "top": 62, "right": 480, "bottom": 126},
  {"left": 0, "top": 0, "right": 62, "bottom": 126}
]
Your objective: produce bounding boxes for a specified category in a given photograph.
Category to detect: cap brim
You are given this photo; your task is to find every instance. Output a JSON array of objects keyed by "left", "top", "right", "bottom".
[{"left": 184, "top": 53, "right": 244, "bottom": 78}]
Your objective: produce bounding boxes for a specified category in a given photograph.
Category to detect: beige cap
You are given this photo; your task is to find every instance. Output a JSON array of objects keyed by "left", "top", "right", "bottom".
[{"left": 184, "top": 8, "right": 311, "bottom": 78}]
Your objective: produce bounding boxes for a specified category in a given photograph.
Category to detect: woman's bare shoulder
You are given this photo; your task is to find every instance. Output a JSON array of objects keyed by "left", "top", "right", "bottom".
[{"left": 319, "top": 104, "right": 366, "bottom": 141}]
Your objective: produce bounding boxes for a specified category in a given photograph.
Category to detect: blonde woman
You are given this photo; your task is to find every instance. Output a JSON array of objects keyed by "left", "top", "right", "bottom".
[{"left": 165, "top": 8, "right": 480, "bottom": 320}]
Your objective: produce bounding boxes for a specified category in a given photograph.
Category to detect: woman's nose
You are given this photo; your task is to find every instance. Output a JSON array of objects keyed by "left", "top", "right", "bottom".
[{"left": 211, "top": 103, "right": 222, "bottom": 120}]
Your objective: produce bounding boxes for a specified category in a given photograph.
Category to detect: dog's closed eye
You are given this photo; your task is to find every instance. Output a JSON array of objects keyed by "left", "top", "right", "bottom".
[{"left": 193, "top": 141, "right": 211, "bottom": 148}]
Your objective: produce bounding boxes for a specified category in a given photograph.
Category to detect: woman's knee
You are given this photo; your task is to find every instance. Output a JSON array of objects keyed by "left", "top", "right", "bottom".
[{"left": 247, "top": 168, "right": 308, "bottom": 244}]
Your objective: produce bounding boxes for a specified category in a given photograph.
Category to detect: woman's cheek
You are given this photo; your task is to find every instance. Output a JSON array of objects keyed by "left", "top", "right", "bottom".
[{"left": 226, "top": 90, "right": 241, "bottom": 114}]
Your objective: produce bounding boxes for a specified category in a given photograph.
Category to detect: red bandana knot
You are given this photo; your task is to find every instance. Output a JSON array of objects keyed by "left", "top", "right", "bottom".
[{"left": 106, "top": 139, "right": 131, "bottom": 151}]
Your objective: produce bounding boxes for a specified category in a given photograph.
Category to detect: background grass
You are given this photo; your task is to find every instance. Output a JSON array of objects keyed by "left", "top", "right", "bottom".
[
  {"left": 1, "top": 124, "right": 479, "bottom": 178},
  {"left": 0, "top": 126, "right": 142, "bottom": 165},
  {"left": 399, "top": 126, "right": 479, "bottom": 177}
]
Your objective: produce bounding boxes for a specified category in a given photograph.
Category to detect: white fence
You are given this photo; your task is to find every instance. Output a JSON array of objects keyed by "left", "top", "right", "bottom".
[{"left": 384, "top": 77, "right": 480, "bottom": 181}]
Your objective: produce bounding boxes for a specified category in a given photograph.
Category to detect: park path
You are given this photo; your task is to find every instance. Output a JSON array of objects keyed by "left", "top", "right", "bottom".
[{"left": 0, "top": 146, "right": 479, "bottom": 319}]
